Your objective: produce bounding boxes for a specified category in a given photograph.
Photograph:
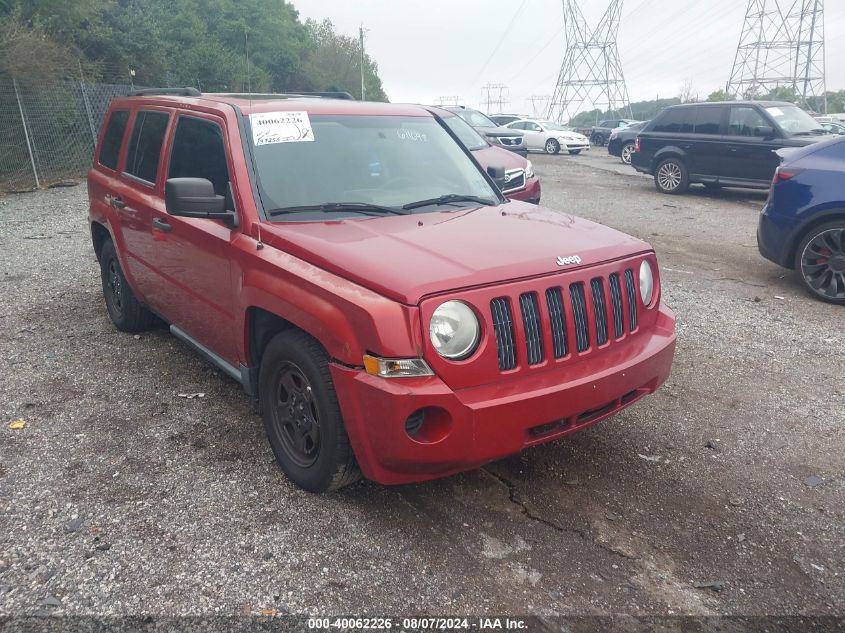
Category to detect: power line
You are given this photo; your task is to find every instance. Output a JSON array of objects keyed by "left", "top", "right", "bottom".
[{"left": 472, "top": 0, "right": 531, "bottom": 84}]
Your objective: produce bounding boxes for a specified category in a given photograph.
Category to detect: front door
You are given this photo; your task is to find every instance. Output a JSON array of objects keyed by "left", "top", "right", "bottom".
[
  {"left": 153, "top": 113, "right": 240, "bottom": 365},
  {"left": 721, "top": 105, "right": 782, "bottom": 183},
  {"left": 523, "top": 122, "right": 546, "bottom": 150}
]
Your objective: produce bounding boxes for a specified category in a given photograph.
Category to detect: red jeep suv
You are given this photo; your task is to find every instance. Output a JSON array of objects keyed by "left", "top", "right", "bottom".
[{"left": 88, "top": 88, "right": 676, "bottom": 492}]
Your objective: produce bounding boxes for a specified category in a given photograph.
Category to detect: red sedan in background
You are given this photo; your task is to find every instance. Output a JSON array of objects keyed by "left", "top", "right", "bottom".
[{"left": 430, "top": 107, "right": 541, "bottom": 204}]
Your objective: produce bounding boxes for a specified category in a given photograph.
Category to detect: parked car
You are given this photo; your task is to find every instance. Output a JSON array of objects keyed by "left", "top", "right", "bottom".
[
  {"left": 431, "top": 108, "right": 540, "bottom": 204},
  {"left": 631, "top": 101, "right": 835, "bottom": 194},
  {"left": 489, "top": 113, "right": 529, "bottom": 127},
  {"left": 444, "top": 106, "right": 528, "bottom": 156},
  {"left": 820, "top": 121, "right": 845, "bottom": 135},
  {"left": 590, "top": 119, "right": 640, "bottom": 146},
  {"left": 608, "top": 121, "right": 648, "bottom": 164},
  {"left": 505, "top": 119, "right": 590, "bottom": 155},
  {"left": 758, "top": 136, "right": 845, "bottom": 305},
  {"left": 88, "top": 88, "right": 676, "bottom": 491}
]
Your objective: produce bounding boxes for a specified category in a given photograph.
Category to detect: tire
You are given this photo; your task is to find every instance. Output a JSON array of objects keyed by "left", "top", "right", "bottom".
[
  {"left": 259, "top": 329, "right": 361, "bottom": 492},
  {"left": 568, "top": 149, "right": 582, "bottom": 155},
  {"left": 544, "top": 138, "right": 560, "bottom": 155},
  {"left": 794, "top": 221, "right": 845, "bottom": 305},
  {"left": 99, "top": 239, "right": 154, "bottom": 332},
  {"left": 653, "top": 157, "right": 689, "bottom": 194},
  {"left": 591, "top": 133, "right": 605, "bottom": 146},
  {"left": 620, "top": 142, "right": 634, "bottom": 165}
]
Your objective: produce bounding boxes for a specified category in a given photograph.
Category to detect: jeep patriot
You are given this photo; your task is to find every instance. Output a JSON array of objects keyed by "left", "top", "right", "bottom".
[{"left": 88, "top": 88, "right": 676, "bottom": 491}]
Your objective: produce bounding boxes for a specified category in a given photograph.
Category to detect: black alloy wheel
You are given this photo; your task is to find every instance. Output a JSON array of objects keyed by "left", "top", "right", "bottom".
[
  {"left": 269, "top": 361, "right": 321, "bottom": 468},
  {"left": 796, "top": 223, "right": 845, "bottom": 304}
]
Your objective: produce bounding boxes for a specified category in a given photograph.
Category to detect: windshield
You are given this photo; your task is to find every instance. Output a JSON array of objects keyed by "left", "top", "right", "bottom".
[
  {"left": 766, "top": 105, "right": 827, "bottom": 135},
  {"left": 442, "top": 115, "right": 488, "bottom": 151},
  {"left": 454, "top": 108, "right": 497, "bottom": 128},
  {"left": 250, "top": 114, "right": 498, "bottom": 220}
]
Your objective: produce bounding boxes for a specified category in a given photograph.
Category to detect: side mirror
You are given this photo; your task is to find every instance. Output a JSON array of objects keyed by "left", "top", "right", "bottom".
[
  {"left": 165, "top": 178, "right": 237, "bottom": 227},
  {"left": 487, "top": 165, "right": 506, "bottom": 189},
  {"left": 756, "top": 125, "right": 775, "bottom": 138}
]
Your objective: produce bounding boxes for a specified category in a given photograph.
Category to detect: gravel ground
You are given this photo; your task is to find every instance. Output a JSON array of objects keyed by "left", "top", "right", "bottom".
[{"left": 0, "top": 154, "right": 843, "bottom": 619}]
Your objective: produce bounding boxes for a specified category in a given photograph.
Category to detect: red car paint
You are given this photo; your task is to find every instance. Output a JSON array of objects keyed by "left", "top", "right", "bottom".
[{"left": 88, "top": 94, "right": 676, "bottom": 485}]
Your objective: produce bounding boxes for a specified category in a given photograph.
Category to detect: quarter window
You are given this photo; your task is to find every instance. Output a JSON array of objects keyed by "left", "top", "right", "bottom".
[
  {"left": 99, "top": 110, "right": 129, "bottom": 170},
  {"left": 652, "top": 109, "right": 693, "bottom": 134},
  {"left": 168, "top": 116, "right": 231, "bottom": 199},
  {"left": 125, "top": 111, "right": 170, "bottom": 184},
  {"left": 692, "top": 107, "right": 723, "bottom": 135},
  {"left": 728, "top": 107, "right": 769, "bottom": 137}
]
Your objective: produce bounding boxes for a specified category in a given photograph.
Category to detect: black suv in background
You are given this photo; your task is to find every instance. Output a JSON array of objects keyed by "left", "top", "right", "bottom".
[
  {"left": 631, "top": 101, "right": 833, "bottom": 194},
  {"left": 590, "top": 119, "right": 639, "bottom": 146},
  {"left": 608, "top": 120, "right": 647, "bottom": 164},
  {"left": 444, "top": 106, "right": 528, "bottom": 156}
]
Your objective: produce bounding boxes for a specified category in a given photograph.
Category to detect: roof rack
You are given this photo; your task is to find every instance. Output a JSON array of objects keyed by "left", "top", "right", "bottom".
[
  {"left": 128, "top": 87, "right": 202, "bottom": 97},
  {"left": 297, "top": 91, "right": 355, "bottom": 100}
]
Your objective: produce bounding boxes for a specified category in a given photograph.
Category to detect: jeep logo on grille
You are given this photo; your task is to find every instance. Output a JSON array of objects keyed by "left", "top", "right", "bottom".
[{"left": 556, "top": 255, "right": 582, "bottom": 266}]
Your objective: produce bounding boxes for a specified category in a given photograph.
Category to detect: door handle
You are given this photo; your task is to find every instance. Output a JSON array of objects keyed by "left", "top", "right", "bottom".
[
  {"left": 109, "top": 196, "right": 126, "bottom": 209},
  {"left": 152, "top": 217, "right": 172, "bottom": 232}
]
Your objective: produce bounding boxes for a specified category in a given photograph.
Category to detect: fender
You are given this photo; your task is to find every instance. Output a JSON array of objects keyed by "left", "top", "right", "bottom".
[
  {"left": 651, "top": 145, "right": 689, "bottom": 171},
  {"left": 231, "top": 233, "right": 424, "bottom": 367},
  {"left": 786, "top": 205, "right": 845, "bottom": 267}
]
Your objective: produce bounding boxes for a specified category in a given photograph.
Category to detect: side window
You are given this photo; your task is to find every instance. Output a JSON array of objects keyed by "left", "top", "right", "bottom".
[
  {"left": 125, "top": 111, "right": 170, "bottom": 184},
  {"left": 528, "top": 123, "right": 542, "bottom": 132},
  {"left": 728, "top": 106, "right": 769, "bottom": 137},
  {"left": 168, "top": 116, "right": 231, "bottom": 202},
  {"left": 692, "top": 107, "right": 723, "bottom": 135},
  {"left": 510, "top": 122, "right": 525, "bottom": 130},
  {"left": 652, "top": 109, "right": 692, "bottom": 133},
  {"left": 99, "top": 110, "right": 129, "bottom": 170}
]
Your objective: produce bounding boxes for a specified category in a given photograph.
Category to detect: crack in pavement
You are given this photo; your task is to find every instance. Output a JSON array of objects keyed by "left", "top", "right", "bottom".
[{"left": 481, "top": 468, "right": 634, "bottom": 562}]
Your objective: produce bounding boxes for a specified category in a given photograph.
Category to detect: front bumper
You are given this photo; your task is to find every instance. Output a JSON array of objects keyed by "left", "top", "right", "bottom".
[
  {"left": 331, "top": 304, "right": 676, "bottom": 485},
  {"left": 562, "top": 141, "right": 590, "bottom": 152},
  {"left": 505, "top": 177, "right": 541, "bottom": 204}
]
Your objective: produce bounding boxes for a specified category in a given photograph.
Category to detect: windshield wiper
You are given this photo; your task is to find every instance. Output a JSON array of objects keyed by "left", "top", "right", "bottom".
[
  {"left": 267, "top": 202, "right": 409, "bottom": 217},
  {"left": 402, "top": 194, "right": 498, "bottom": 211}
]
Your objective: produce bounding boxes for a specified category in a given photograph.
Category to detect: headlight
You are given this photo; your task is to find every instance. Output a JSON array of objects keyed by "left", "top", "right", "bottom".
[
  {"left": 429, "top": 300, "right": 480, "bottom": 360},
  {"left": 639, "top": 260, "right": 655, "bottom": 307},
  {"left": 525, "top": 160, "right": 534, "bottom": 178}
]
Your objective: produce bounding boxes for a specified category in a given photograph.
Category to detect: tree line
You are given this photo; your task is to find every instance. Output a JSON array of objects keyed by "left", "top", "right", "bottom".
[{"left": 0, "top": 0, "right": 388, "bottom": 100}]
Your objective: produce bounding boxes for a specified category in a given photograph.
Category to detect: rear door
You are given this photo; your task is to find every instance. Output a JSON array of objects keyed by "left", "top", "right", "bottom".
[
  {"left": 722, "top": 105, "right": 782, "bottom": 182},
  {"left": 114, "top": 108, "right": 172, "bottom": 305},
  {"left": 688, "top": 105, "right": 727, "bottom": 179},
  {"left": 154, "top": 112, "right": 240, "bottom": 364}
]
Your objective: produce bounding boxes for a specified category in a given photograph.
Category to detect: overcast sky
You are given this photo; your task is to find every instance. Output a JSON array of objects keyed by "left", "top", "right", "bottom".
[{"left": 292, "top": 0, "right": 844, "bottom": 113}]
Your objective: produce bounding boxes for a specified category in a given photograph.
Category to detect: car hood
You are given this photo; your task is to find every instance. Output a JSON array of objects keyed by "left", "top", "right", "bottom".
[
  {"left": 478, "top": 125, "right": 524, "bottom": 138},
  {"left": 259, "top": 202, "right": 650, "bottom": 304},
  {"left": 472, "top": 144, "right": 528, "bottom": 170}
]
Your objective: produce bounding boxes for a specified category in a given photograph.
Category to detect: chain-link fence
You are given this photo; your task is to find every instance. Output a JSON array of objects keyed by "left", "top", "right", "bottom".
[{"left": 0, "top": 77, "right": 135, "bottom": 191}]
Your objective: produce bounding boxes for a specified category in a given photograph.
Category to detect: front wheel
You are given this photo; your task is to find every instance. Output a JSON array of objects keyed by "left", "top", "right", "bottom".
[
  {"left": 795, "top": 222, "right": 845, "bottom": 305},
  {"left": 591, "top": 133, "right": 605, "bottom": 146},
  {"left": 654, "top": 157, "right": 689, "bottom": 194},
  {"left": 568, "top": 149, "right": 582, "bottom": 155},
  {"left": 259, "top": 329, "right": 361, "bottom": 491},
  {"left": 620, "top": 142, "right": 634, "bottom": 165},
  {"left": 545, "top": 138, "right": 560, "bottom": 155}
]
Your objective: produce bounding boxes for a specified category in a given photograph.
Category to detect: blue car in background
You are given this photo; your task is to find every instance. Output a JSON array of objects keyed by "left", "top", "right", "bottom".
[{"left": 758, "top": 136, "right": 845, "bottom": 304}]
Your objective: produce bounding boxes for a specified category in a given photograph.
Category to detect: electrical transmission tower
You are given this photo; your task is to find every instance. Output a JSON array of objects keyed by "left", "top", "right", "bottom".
[
  {"left": 434, "top": 95, "right": 463, "bottom": 107},
  {"left": 548, "top": 0, "right": 631, "bottom": 124},
  {"left": 726, "top": 0, "right": 826, "bottom": 111},
  {"left": 480, "top": 83, "right": 509, "bottom": 113},
  {"left": 528, "top": 95, "right": 552, "bottom": 118}
]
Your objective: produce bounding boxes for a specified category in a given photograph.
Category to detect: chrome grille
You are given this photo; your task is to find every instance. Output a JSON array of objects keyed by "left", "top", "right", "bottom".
[
  {"left": 624, "top": 269, "right": 638, "bottom": 331},
  {"left": 590, "top": 278, "right": 608, "bottom": 346},
  {"left": 570, "top": 283, "right": 590, "bottom": 353},
  {"left": 498, "top": 136, "right": 523, "bottom": 147},
  {"left": 519, "top": 292, "right": 544, "bottom": 365},
  {"left": 502, "top": 169, "right": 526, "bottom": 193},
  {"left": 489, "top": 267, "right": 640, "bottom": 372},
  {"left": 491, "top": 297, "right": 517, "bottom": 370},
  {"left": 545, "top": 287, "right": 568, "bottom": 358}
]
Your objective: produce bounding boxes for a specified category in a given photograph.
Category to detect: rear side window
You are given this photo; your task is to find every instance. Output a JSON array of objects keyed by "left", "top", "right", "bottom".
[
  {"left": 168, "top": 116, "right": 231, "bottom": 197},
  {"left": 692, "top": 107, "right": 724, "bottom": 135},
  {"left": 125, "top": 111, "right": 170, "bottom": 184},
  {"left": 99, "top": 110, "right": 129, "bottom": 170},
  {"left": 652, "top": 109, "right": 693, "bottom": 134}
]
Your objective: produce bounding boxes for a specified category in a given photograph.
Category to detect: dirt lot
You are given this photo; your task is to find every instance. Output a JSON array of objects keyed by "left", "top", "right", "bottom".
[{"left": 1, "top": 152, "right": 843, "bottom": 618}]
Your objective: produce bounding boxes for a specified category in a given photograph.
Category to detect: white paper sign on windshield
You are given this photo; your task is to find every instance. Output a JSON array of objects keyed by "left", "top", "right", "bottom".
[{"left": 251, "top": 112, "right": 314, "bottom": 146}]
